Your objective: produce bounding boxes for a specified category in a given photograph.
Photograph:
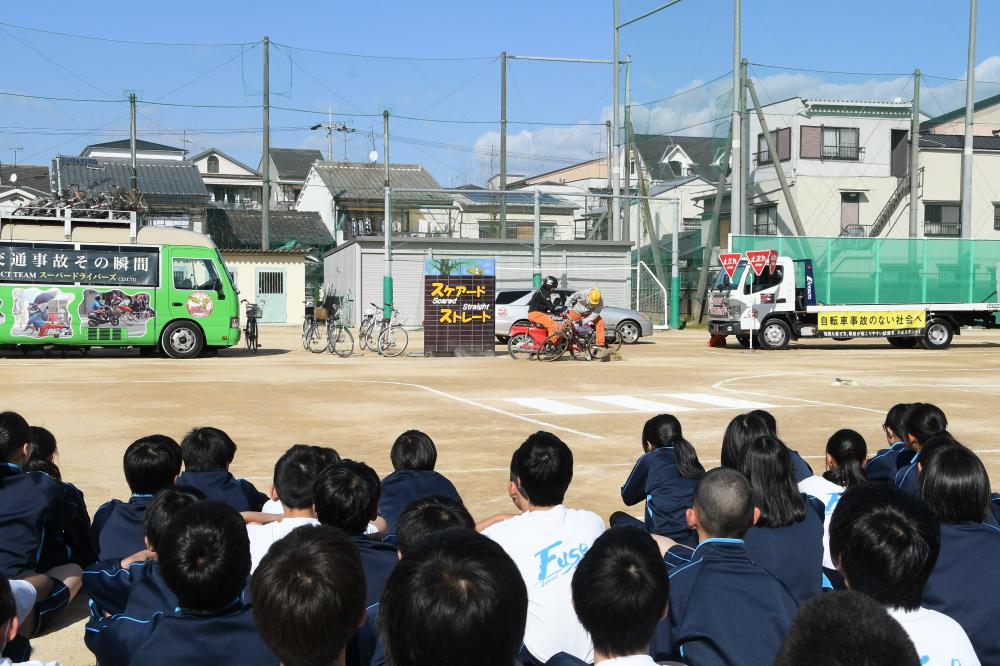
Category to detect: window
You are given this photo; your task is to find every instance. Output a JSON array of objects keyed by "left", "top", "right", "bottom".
[
  {"left": 756, "top": 128, "right": 791, "bottom": 165},
  {"left": 258, "top": 271, "right": 284, "bottom": 295},
  {"left": 668, "top": 160, "right": 684, "bottom": 177},
  {"left": 754, "top": 205, "right": 778, "bottom": 235},
  {"left": 496, "top": 290, "right": 531, "bottom": 305},
  {"left": 206, "top": 155, "right": 219, "bottom": 173},
  {"left": 749, "top": 266, "right": 784, "bottom": 294},
  {"left": 840, "top": 192, "right": 863, "bottom": 236},
  {"left": 172, "top": 258, "right": 220, "bottom": 291},
  {"left": 478, "top": 221, "right": 556, "bottom": 240},
  {"left": 994, "top": 203, "right": 1000, "bottom": 231},
  {"left": 629, "top": 160, "right": 636, "bottom": 175},
  {"left": 822, "top": 127, "right": 860, "bottom": 160},
  {"left": 924, "top": 203, "right": 961, "bottom": 238}
]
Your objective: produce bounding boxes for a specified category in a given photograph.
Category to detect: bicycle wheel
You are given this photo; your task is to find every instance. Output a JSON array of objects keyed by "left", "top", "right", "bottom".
[
  {"left": 306, "top": 321, "right": 329, "bottom": 353},
  {"left": 378, "top": 325, "right": 408, "bottom": 357},
  {"left": 246, "top": 318, "right": 259, "bottom": 352},
  {"left": 365, "top": 322, "right": 384, "bottom": 351},
  {"left": 603, "top": 328, "right": 624, "bottom": 355},
  {"left": 507, "top": 333, "right": 537, "bottom": 360},
  {"left": 301, "top": 320, "right": 313, "bottom": 350},
  {"left": 330, "top": 325, "right": 355, "bottom": 358},
  {"left": 570, "top": 332, "right": 596, "bottom": 361},
  {"left": 537, "top": 335, "right": 568, "bottom": 361},
  {"left": 358, "top": 318, "right": 374, "bottom": 350}
]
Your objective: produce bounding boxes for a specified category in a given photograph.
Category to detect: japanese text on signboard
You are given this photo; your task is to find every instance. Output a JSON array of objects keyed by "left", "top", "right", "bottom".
[
  {"left": 423, "top": 258, "right": 496, "bottom": 354},
  {"left": 818, "top": 310, "right": 925, "bottom": 337},
  {"left": 0, "top": 244, "right": 159, "bottom": 286}
]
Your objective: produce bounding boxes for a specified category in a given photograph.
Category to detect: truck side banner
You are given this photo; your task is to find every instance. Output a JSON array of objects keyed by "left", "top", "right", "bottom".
[
  {"left": 818, "top": 310, "right": 925, "bottom": 337},
  {"left": 0, "top": 243, "right": 159, "bottom": 286}
]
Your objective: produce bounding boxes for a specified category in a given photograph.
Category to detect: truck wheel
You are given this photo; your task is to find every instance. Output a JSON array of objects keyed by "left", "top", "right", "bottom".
[
  {"left": 921, "top": 319, "right": 953, "bottom": 350},
  {"left": 887, "top": 336, "right": 919, "bottom": 349},
  {"left": 758, "top": 319, "right": 791, "bottom": 350},
  {"left": 160, "top": 321, "right": 203, "bottom": 359}
]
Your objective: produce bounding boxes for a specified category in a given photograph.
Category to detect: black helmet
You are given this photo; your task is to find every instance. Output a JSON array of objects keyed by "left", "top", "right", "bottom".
[{"left": 542, "top": 275, "right": 558, "bottom": 291}]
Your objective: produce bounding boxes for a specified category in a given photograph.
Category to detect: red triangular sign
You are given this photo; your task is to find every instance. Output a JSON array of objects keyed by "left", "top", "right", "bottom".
[
  {"left": 768, "top": 249, "right": 778, "bottom": 273},
  {"left": 719, "top": 253, "right": 742, "bottom": 280},
  {"left": 746, "top": 250, "right": 770, "bottom": 276}
]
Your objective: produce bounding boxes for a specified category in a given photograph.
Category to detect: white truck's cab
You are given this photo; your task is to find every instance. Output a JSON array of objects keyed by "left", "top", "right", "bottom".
[{"left": 708, "top": 257, "right": 804, "bottom": 348}]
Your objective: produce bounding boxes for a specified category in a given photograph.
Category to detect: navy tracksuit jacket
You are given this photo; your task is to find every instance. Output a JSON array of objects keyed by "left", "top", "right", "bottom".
[
  {"left": 378, "top": 469, "right": 462, "bottom": 534},
  {"left": 619, "top": 447, "right": 700, "bottom": 547},
  {"left": 83, "top": 558, "right": 176, "bottom": 618},
  {"left": 354, "top": 536, "right": 398, "bottom": 608},
  {"left": 652, "top": 539, "right": 798, "bottom": 665},
  {"left": 176, "top": 471, "right": 268, "bottom": 512},
  {"left": 788, "top": 450, "right": 813, "bottom": 484},
  {"left": 922, "top": 521, "right": 1000, "bottom": 664},
  {"left": 0, "top": 463, "right": 66, "bottom": 576},
  {"left": 864, "top": 441, "right": 909, "bottom": 483},
  {"left": 90, "top": 494, "right": 154, "bottom": 562}
]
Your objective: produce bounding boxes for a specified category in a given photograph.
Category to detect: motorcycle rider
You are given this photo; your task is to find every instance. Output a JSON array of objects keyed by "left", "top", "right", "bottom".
[
  {"left": 565, "top": 288, "right": 605, "bottom": 347},
  {"left": 527, "top": 275, "right": 565, "bottom": 343}
]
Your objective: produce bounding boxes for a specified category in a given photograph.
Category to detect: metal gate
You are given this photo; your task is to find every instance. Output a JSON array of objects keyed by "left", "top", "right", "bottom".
[
  {"left": 255, "top": 269, "right": 286, "bottom": 323},
  {"left": 634, "top": 261, "right": 669, "bottom": 329}
]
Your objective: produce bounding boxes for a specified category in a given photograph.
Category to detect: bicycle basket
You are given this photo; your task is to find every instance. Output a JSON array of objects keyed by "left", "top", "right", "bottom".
[{"left": 246, "top": 304, "right": 263, "bottom": 319}]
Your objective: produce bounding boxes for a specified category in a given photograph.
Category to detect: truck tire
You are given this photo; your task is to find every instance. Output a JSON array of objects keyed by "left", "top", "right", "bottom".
[
  {"left": 887, "top": 336, "right": 919, "bottom": 349},
  {"left": 160, "top": 321, "right": 204, "bottom": 359},
  {"left": 758, "top": 319, "right": 791, "bottom": 350},
  {"left": 921, "top": 318, "right": 953, "bottom": 350}
]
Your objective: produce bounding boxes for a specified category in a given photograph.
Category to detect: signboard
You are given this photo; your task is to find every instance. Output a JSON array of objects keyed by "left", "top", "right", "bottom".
[
  {"left": 746, "top": 250, "right": 771, "bottom": 277},
  {"left": 423, "top": 258, "right": 496, "bottom": 354},
  {"left": 768, "top": 249, "right": 778, "bottom": 273},
  {"left": 719, "top": 253, "right": 742, "bottom": 280},
  {"left": 818, "top": 310, "right": 926, "bottom": 338},
  {"left": 0, "top": 243, "right": 159, "bottom": 287}
]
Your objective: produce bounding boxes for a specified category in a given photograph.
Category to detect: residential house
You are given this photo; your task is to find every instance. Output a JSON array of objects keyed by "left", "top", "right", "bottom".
[
  {"left": 81, "top": 139, "right": 187, "bottom": 161},
  {"left": 262, "top": 148, "right": 324, "bottom": 209},
  {"left": 917, "top": 134, "right": 1000, "bottom": 238},
  {"left": 192, "top": 148, "right": 263, "bottom": 210},
  {"left": 451, "top": 188, "right": 579, "bottom": 240},
  {"left": 207, "top": 209, "right": 333, "bottom": 324},
  {"left": 921, "top": 91, "right": 1000, "bottom": 137},
  {"left": 296, "top": 161, "right": 453, "bottom": 243},
  {"left": 0, "top": 164, "right": 49, "bottom": 216}
]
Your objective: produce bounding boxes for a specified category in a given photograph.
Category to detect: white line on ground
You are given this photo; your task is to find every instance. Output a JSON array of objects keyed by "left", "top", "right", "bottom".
[
  {"left": 582, "top": 395, "right": 694, "bottom": 412},
  {"left": 665, "top": 392, "right": 776, "bottom": 409},
  {"left": 504, "top": 397, "right": 599, "bottom": 416}
]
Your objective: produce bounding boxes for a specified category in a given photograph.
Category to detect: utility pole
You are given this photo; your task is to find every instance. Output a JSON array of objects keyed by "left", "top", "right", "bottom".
[
  {"left": 730, "top": 0, "right": 742, "bottom": 236},
  {"left": 670, "top": 200, "right": 681, "bottom": 329},
  {"left": 383, "top": 109, "right": 393, "bottom": 319},
  {"left": 960, "top": 0, "right": 976, "bottom": 238},
  {"left": 327, "top": 108, "right": 333, "bottom": 161},
  {"left": 611, "top": 0, "right": 621, "bottom": 241},
  {"left": 909, "top": 69, "right": 921, "bottom": 238},
  {"left": 740, "top": 58, "right": 750, "bottom": 233},
  {"left": 623, "top": 56, "right": 632, "bottom": 244},
  {"left": 499, "top": 51, "right": 508, "bottom": 239},
  {"left": 605, "top": 120, "right": 613, "bottom": 199},
  {"left": 261, "top": 36, "right": 271, "bottom": 251},
  {"left": 532, "top": 188, "right": 542, "bottom": 288},
  {"left": 129, "top": 92, "right": 138, "bottom": 192}
]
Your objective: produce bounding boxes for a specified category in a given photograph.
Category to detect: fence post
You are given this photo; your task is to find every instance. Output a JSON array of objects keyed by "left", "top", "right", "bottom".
[{"left": 670, "top": 200, "right": 681, "bottom": 329}]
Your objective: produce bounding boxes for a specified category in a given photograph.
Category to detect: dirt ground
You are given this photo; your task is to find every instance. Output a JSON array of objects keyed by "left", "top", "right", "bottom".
[{"left": 7, "top": 325, "right": 1000, "bottom": 665}]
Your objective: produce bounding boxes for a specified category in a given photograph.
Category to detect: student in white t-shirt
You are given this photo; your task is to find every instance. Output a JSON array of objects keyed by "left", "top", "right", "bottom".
[
  {"left": 798, "top": 429, "right": 868, "bottom": 572},
  {"left": 1, "top": 574, "right": 60, "bottom": 666},
  {"left": 245, "top": 445, "right": 337, "bottom": 572},
  {"left": 478, "top": 432, "right": 605, "bottom": 666},
  {"left": 830, "top": 483, "right": 980, "bottom": 666}
]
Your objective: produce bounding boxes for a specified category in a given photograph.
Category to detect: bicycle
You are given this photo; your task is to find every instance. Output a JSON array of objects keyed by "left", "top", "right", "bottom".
[
  {"left": 358, "top": 304, "right": 380, "bottom": 351},
  {"left": 370, "top": 305, "right": 409, "bottom": 357},
  {"left": 241, "top": 299, "right": 263, "bottom": 352},
  {"left": 324, "top": 304, "right": 355, "bottom": 357},
  {"left": 507, "top": 315, "right": 621, "bottom": 362}
]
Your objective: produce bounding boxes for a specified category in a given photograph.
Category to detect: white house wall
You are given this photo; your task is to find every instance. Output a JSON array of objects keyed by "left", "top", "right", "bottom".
[
  {"left": 222, "top": 252, "right": 306, "bottom": 325},
  {"left": 921, "top": 149, "right": 1000, "bottom": 238},
  {"left": 296, "top": 171, "right": 338, "bottom": 240}
]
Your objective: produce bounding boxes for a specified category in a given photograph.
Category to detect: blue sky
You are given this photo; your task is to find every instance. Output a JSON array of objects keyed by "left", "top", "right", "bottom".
[{"left": 2, "top": 0, "right": 998, "bottom": 186}]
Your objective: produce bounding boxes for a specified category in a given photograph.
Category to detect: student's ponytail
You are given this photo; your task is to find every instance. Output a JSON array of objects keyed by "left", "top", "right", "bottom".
[
  {"left": 902, "top": 403, "right": 949, "bottom": 448},
  {"left": 641, "top": 414, "right": 705, "bottom": 480},
  {"left": 823, "top": 429, "right": 868, "bottom": 489}
]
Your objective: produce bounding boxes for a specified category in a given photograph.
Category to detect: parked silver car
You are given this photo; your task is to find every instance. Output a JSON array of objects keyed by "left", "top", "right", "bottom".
[{"left": 494, "top": 288, "right": 654, "bottom": 344}]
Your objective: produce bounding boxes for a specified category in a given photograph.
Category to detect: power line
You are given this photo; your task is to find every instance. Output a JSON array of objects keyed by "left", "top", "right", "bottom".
[
  {"left": 0, "top": 21, "right": 254, "bottom": 47},
  {"left": 751, "top": 61, "right": 1000, "bottom": 85},
  {"left": 271, "top": 41, "right": 495, "bottom": 62},
  {"left": 630, "top": 71, "right": 731, "bottom": 107}
]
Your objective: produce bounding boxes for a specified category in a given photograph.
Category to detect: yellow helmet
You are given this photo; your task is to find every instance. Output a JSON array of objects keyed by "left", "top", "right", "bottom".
[{"left": 588, "top": 288, "right": 602, "bottom": 305}]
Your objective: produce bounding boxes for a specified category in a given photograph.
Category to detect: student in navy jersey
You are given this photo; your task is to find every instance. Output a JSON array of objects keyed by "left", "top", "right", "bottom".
[
  {"left": 829, "top": 483, "right": 980, "bottom": 665},
  {"left": 313, "top": 460, "right": 397, "bottom": 608},
  {"left": 91, "top": 435, "right": 181, "bottom": 562},
  {"left": 85, "top": 500, "right": 278, "bottom": 666},
  {"left": 893, "top": 403, "right": 950, "bottom": 494},
  {"left": 864, "top": 403, "right": 911, "bottom": 483},
  {"left": 0, "top": 412, "right": 83, "bottom": 638},
  {"left": 612, "top": 414, "right": 705, "bottom": 547},
  {"left": 25, "top": 427, "right": 96, "bottom": 568},
  {"left": 83, "top": 486, "right": 204, "bottom": 618},
  {"left": 176, "top": 427, "right": 268, "bottom": 512},
  {"left": 919, "top": 442, "right": 1000, "bottom": 663},
  {"left": 252, "top": 525, "right": 366, "bottom": 666},
  {"left": 377, "top": 431, "right": 461, "bottom": 534},
  {"left": 722, "top": 411, "right": 813, "bottom": 484},
  {"left": 776, "top": 591, "right": 920, "bottom": 666},
  {"left": 380, "top": 529, "right": 528, "bottom": 666},
  {"left": 735, "top": 435, "right": 825, "bottom": 605},
  {"left": 651, "top": 468, "right": 798, "bottom": 664}
]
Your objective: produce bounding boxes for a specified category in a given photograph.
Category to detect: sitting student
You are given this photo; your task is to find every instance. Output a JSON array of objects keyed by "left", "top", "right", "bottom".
[
  {"left": 612, "top": 414, "right": 705, "bottom": 547},
  {"left": 176, "top": 427, "right": 268, "bottom": 512},
  {"left": 0, "top": 573, "right": 63, "bottom": 666},
  {"left": 91, "top": 435, "right": 182, "bottom": 561},
  {"left": 85, "top": 500, "right": 278, "bottom": 666},
  {"left": 548, "top": 527, "right": 669, "bottom": 666},
  {"left": 377, "top": 430, "right": 461, "bottom": 534},
  {"left": 919, "top": 442, "right": 1000, "bottom": 663},
  {"left": 893, "top": 403, "right": 950, "bottom": 493},
  {"left": 748, "top": 409, "right": 813, "bottom": 482},
  {"left": 775, "top": 590, "right": 920, "bottom": 666},
  {"left": 0, "top": 579, "right": 38, "bottom": 664},
  {"left": 252, "top": 526, "right": 366, "bottom": 666},
  {"left": 26, "top": 427, "right": 96, "bottom": 568},
  {"left": 83, "top": 486, "right": 205, "bottom": 618},
  {"left": 380, "top": 529, "right": 527, "bottom": 666},
  {"left": 313, "top": 460, "right": 397, "bottom": 607},
  {"left": 737, "top": 435, "right": 825, "bottom": 604},
  {"left": 722, "top": 411, "right": 812, "bottom": 482},
  {"left": 829, "top": 483, "right": 980, "bottom": 665},
  {"left": 245, "top": 445, "right": 333, "bottom": 573},
  {"left": 0, "top": 412, "right": 83, "bottom": 638},
  {"left": 259, "top": 445, "right": 340, "bottom": 515},
  {"left": 864, "top": 403, "right": 911, "bottom": 483},
  {"left": 798, "top": 429, "right": 867, "bottom": 580},
  {"left": 653, "top": 468, "right": 798, "bottom": 664},
  {"left": 479, "top": 432, "right": 605, "bottom": 665}
]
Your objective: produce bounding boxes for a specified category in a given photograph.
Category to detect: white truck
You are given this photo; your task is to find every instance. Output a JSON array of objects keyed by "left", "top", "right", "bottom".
[{"left": 707, "top": 256, "right": 1000, "bottom": 350}]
